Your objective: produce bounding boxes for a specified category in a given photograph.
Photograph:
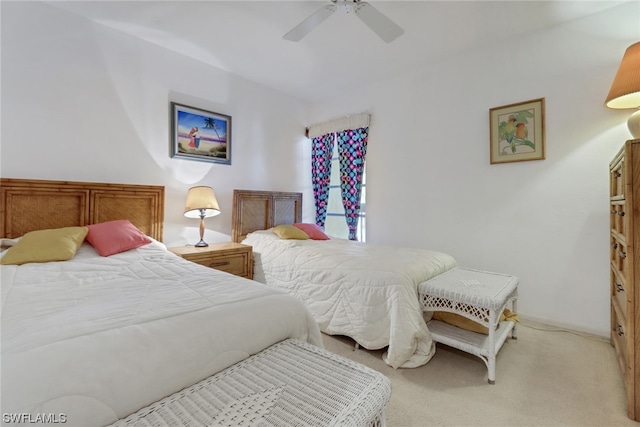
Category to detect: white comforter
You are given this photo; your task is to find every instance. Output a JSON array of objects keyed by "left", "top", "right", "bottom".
[
  {"left": 1, "top": 240, "right": 322, "bottom": 427},
  {"left": 242, "top": 231, "right": 457, "bottom": 369}
]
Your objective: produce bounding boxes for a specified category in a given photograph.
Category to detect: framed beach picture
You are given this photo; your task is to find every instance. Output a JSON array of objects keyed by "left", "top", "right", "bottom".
[
  {"left": 489, "top": 98, "right": 545, "bottom": 164},
  {"left": 170, "top": 102, "right": 232, "bottom": 165}
]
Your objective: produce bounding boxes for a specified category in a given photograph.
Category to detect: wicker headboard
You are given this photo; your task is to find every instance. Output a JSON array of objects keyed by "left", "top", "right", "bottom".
[
  {"left": 231, "top": 190, "right": 302, "bottom": 242},
  {"left": 0, "top": 178, "right": 165, "bottom": 241}
]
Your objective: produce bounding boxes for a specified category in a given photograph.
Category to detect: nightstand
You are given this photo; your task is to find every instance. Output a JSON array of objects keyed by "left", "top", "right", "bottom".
[{"left": 168, "top": 242, "right": 253, "bottom": 279}]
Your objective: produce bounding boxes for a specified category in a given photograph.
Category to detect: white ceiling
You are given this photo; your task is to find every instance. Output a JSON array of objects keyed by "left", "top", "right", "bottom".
[{"left": 49, "top": 0, "right": 628, "bottom": 102}]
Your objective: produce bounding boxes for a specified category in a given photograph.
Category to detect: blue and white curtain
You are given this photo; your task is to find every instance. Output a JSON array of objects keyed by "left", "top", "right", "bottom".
[
  {"left": 337, "top": 127, "right": 368, "bottom": 240},
  {"left": 308, "top": 113, "right": 370, "bottom": 240},
  {"left": 311, "top": 133, "right": 334, "bottom": 228}
]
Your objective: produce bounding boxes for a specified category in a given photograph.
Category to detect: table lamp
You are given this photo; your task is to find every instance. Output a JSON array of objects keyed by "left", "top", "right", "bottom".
[
  {"left": 184, "top": 186, "right": 220, "bottom": 247},
  {"left": 605, "top": 41, "right": 640, "bottom": 138}
]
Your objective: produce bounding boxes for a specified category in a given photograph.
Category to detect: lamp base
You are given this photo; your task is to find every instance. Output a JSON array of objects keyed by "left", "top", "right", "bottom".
[
  {"left": 195, "top": 240, "right": 209, "bottom": 247},
  {"left": 629, "top": 110, "right": 640, "bottom": 139}
]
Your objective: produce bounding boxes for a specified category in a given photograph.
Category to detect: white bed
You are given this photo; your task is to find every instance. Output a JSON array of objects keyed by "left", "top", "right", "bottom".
[
  {"left": 1, "top": 240, "right": 322, "bottom": 426},
  {"left": 0, "top": 179, "right": 322, "bottom": 427},
  {"left": 242, "top": 230, "right": 456, "bottom": 369},
  {"left": 231, "top": 189, "right": 457, "bottom": 369}
]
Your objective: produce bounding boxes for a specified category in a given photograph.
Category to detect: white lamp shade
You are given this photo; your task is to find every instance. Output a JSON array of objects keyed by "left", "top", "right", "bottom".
[
  {"left": 605, "top": 41, "right": 640, "bottom": 109},
  {"left": 184, "top": 186, "right": 221, "bottom": 218}
]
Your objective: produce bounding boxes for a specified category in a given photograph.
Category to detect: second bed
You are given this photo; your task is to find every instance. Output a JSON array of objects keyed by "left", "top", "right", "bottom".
[{"left": 232, "top": 189, "right": 457, "bottom": 368}]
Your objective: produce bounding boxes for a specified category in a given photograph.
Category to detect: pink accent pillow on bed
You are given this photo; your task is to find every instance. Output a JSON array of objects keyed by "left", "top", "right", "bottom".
[
  {"left": 293, "top": 223, "right": 330, "bottom": 240},
  {"left": 87, "top": 220, "right": 152, "bottom": 256}
]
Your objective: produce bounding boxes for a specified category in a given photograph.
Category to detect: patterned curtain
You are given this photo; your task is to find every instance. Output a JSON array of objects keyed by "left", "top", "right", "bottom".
[
  {"left": 311, "top": 133, "right": 334, "bottom": 228},
  {"left": 337, "top": 127, "right": 368, "bottom": 240}
]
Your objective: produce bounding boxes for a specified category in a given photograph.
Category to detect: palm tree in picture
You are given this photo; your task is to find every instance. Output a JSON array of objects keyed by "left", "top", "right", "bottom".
[{"left": 203, "top": 118, "right": 221, "bottom": 139}]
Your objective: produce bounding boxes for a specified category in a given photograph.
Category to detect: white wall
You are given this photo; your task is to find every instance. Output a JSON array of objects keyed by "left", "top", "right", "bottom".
[
  {"left": 307, "top": 2, "right": 639, "bottom": 336},
  {"left": 0, "top": 1, "right": 311, "bottom": 247}
]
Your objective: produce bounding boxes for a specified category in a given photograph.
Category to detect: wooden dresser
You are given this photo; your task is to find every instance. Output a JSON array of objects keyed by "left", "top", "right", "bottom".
[{"left": 609, "top": 138, "right": 640, "bottom": 421}]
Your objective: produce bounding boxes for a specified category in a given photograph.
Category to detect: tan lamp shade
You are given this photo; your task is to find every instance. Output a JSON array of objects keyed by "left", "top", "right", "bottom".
[
  {"left": 605, "top": 41, "right": 640, "bottom": 109},
  {"left": 606, "top": 41, "right": 640, "bottom": 138},
  {"left": 184, "top": 186, "right": 221, "bottom": 218}
]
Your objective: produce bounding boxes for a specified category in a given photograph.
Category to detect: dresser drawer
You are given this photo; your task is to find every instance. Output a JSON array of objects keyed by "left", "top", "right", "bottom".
[
  {"left": 611, "top": 156, "right": 625, "bottom": 198},
  {"left": 611, "top": 302, "right": 629, "bottom": 382},
  {"left": 611, "top": 201, "right": 627, "bottom": 236},
  {"left": 611, "top": 235, "right": 629, "bottom": 277},
  {"left": 611, "top": 267, "right": 629, "bottom": 320}
]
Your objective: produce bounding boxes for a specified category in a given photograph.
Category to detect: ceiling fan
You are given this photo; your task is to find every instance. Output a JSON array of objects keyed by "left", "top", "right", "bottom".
[{"left": 283, "top": 0, "right": 404, "bottom": 43}]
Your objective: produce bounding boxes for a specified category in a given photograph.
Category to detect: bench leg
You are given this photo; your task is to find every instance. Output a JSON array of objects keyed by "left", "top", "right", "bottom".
[
  {"left": 488, "top": 357, "right": 496, "bottom": 385},
  {"left": 488, "top": 309, "right": 497, "bottom": 384},
  {"left": 511, "top": 298, "right": 518, "bottom": 340}
]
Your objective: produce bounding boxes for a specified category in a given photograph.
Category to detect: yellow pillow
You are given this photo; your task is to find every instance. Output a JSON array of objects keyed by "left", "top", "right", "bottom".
[
  {"left": 432, "top": 309, "right": 519, "bottom": 335},
  {"left": 272, "top": 224, "right": 309, "bottom": 240},
  {"left": 0, "top": 226, "right": 88, "bottom": 265}
]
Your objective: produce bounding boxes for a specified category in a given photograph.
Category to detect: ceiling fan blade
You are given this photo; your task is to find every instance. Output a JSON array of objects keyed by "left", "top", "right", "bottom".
[
  {"left": 354, "top": 1, "right": 404, "bottom": 43},
  {"left": 283, "top": 4, "right": 337, "bottom": 42}
]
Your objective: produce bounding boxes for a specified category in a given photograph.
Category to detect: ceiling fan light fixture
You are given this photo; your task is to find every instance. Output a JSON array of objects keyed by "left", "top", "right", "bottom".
[{"left": 338, "top": 1, "right": 355, "bottom": 14}]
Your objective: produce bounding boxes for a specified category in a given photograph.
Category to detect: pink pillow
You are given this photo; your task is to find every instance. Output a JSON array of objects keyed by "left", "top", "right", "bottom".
[
  {"left": 86, "top": 220, "right": 152, "bottom": 256},
  {"left": 293, "top": 223, "right": 330, "bottom": 240}
]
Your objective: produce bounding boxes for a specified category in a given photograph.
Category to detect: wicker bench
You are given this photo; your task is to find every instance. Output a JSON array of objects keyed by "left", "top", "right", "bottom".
[
  {"left": 419, "top": 267, "right": 518, "bottom": 384},
  {"left": 109, "top": 339, "right": 391, "bottom": 427}
]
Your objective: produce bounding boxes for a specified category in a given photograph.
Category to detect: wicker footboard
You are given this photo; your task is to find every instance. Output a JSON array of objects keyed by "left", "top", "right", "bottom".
[{"left": 109, "top": 339, "right": 391, "bottom": 427}]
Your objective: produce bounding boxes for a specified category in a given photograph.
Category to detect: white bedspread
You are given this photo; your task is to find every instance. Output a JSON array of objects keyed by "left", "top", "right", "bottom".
[
  {"left": 242, "top": 231, "right": 457, "bottom": 369},
  {"left": 1, "top": 241, "right": 322, "bottom": 427}
]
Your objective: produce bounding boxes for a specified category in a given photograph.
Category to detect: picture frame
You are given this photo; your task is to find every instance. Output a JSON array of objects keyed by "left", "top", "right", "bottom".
[
  {"left": 170, "top": 102, "right": 231, "bottom": 165},
  {"left": 489, "top": 98, "right": 545, "bottom": 164}
]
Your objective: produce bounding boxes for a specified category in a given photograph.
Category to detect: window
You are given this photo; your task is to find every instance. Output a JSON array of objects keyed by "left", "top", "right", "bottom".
[{"left": 323, "top": 137, "right": 366, "bottom": 242}]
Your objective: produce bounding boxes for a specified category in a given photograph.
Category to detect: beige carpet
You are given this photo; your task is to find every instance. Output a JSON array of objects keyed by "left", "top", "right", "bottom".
[{"left": 321, "top": 321, "right": 639, "bottom": 427}]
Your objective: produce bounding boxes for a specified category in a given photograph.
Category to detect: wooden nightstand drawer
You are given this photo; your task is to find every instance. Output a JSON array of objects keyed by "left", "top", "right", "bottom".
[
  {"left": 168, "top": 243, "right": 253, "bottom": 279},
  {"left": 187, "top": 252, "right": 249, "bottom": 277}
]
